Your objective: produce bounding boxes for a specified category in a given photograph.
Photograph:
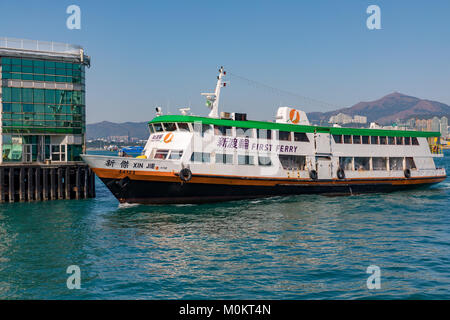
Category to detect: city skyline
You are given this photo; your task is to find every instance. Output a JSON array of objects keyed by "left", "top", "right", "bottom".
[{"left": 0, "top": 0, "right": 449, "bottom": 124}]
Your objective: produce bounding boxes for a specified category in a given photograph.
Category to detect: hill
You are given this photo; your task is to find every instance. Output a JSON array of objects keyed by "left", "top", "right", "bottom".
[
  {"left": 86, "top": 121, "right": 149, "bottom": 140},
  {"left": 307, "top": 92, "right": 450, "bottom": 125}
]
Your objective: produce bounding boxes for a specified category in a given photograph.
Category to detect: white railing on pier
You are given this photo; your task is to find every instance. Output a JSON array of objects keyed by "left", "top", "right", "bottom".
[{"left": 0, "top": 37, "right": 82, "bottom": 55}]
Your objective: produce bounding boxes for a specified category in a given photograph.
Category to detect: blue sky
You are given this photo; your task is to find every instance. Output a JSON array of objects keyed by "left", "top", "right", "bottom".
[{"left": 1, "top": 0, "right": 449, "bottom": 123}]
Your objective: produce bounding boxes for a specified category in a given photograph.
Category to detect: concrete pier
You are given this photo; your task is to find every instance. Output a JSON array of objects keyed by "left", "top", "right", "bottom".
[{"left": 0, "top": 164, "right": 95, "bottom": 203}]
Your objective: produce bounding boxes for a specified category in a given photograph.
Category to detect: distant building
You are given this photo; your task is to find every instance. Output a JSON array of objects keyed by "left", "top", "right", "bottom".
[
  {"left": 440, "top": 116, "right": 448, "bottom": 138},
  {"left": 329, "top": 113, "right": 367, "bottom": 125}
]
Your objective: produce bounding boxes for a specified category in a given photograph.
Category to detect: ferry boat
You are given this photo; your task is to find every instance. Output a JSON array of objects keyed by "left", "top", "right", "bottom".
[{"left": 82, "top": 67, "right": 446, "bottom": 204}]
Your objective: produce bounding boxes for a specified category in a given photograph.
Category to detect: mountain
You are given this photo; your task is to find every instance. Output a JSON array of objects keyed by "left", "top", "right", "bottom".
[
  {"left": 86, "top": 121, "right": 149, "bottom": 140},
  {"left": 87, "top": 93, "right": 450, "bottom": 139},
  {"left": 307, "top": 92, "right": 450, "bottom": 125}
]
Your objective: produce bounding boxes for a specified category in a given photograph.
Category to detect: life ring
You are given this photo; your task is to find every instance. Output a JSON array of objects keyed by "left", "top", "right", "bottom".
[
  {"left": 179, "top": 168, "right": 192, "bottom": 182},
  {"left": 404, "top": 168, "right": 411, "bottom": 179},
  {"left": 337, "top": 167, "right": 345, "bottom": 179},
  {"left": 309, "top": 169, "right": 318, "bottom": 180}
]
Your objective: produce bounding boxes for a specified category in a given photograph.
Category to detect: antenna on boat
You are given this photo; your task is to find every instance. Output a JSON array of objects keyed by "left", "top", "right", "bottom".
[{"left": 201, "top": 66, "right": 226, "bottom": 118}]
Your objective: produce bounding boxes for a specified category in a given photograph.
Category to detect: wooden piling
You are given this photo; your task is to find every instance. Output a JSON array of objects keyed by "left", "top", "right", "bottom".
[
  {"left": 0, "top": 167, "right": 4, "bottom": 203},
  {"left": 57, "top": 167, "right": 63, "bottom": 200},
  {"left": 84, "top": 167, "right": 88, "bottom": 199},
  {"left": 75, "top": 166, "right": 81, "bottom": 200},
  {"left": 65, "top": 167, "right": 71, "bottom": 199},
  {"left": 43, "top": 168, "right": 48, "bottom": 201},
  {"left": 8, "top": 168, "right": 14, "bottom": 202},
  {"left": 28, "top": 167, "right": 34, "bottom": 201},
  {"left": 19, "top": 167, "right": 25, "bottom": 202},
  {"left": 35, "top": 167, "right": 41, "bottom": 201},
  {"left": 50, "top": 168, "right": 56, "bottom": 200}
]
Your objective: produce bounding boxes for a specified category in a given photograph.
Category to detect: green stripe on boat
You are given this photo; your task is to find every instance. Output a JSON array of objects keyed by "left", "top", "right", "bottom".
[{"left": 149, "top": 115, "right": 441, "bottom": 138}]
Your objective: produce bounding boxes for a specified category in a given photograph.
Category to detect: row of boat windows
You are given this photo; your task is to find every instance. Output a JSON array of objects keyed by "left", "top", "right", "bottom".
[
  {"left": 151, "top": 149, "right": 417, "bottom": 172},
  {"left": 339, "top": 157, "right": 416, "bottom": 171},
  {"left": 333, "top": 134, "right": 419, "bottom": 146},
  {"left": 149, "top": 122, "right": 309, "bottom": 142},
  {"left": 152, "top": 149, "right": 307, "bottom": 170}
]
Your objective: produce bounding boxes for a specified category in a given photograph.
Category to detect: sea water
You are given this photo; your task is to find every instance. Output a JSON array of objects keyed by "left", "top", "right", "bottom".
[{"left": 0, "top": 151, "right": 449, "bottom": 299}]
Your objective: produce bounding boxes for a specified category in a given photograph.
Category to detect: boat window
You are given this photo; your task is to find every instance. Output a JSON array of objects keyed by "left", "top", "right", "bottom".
[
  {"left": 168, "top": 150, "right": 183, "bottom": 160},
  {"left": 153, "top": 149, "right": 169, "bottom": 160},
  {"left": 372, "top": 157, "right": 387, "bottom": 170},
  {"left": 352, "top": 135, "right": 361, "bottom": 144},
  {"left": 344, "top": 135, "right": 352, "bottom": 144},
  {"left": 278, "top": 131, "right": 291, "bottom": 141},
  {"left": 190, "top": 152, "right": 210, "bottom": 163},
  {"left": 215, "top": 153, "right": 233, "bottom": 164},
  {"left": 214, "top": 125, "right": 232, "bottom": 136},
  {"left": 153, "top": 123, "right": 164, "bottom": 132},
  {"left": 258, "top": 156, "right": 272, "bottom": 166},
  {"left": 389, "top": 157, "right": 403, "bottom": 170},
  {"left": 202, "top": 124, "right": 213, "bottom": 136},
  {"left": 339, "top": 157, "right": 353, "bottom": 171},
  {"left": 257, "top": 129, "right": 272, "bottom": 140},
  {"left": 333, "top": 135, "right": 342, "bottom": 143},
  {"left": 370, "top": 136, "right": 379, "bottom": 144},
  {"left": 148, "top": 124, "right": 155, "bottom": 134},
  {"left": 238, "top": 155, "right": 254, "bottom": 165},
  {"left": 164, "top": 123, "right": 177, "bottom": 132},
  {"left": 388, "top": 136, "right": 395, "bottom": 145},
  {"left": 362, "top": 136, "right": 370, "bottom": 144},
  {"left": 294, "top": 132, "right": 309, "bottom": 142},
  {"left": 404, "top": 137, "right": 411, "bottom": 145},
  {"left": 236, "top": 127, "right": 254, "bottom": 138},
  {"left": 279, "top": 155, "right": 306, "bottom": 170},
  {"left": 380, "top": 136, "right": 387, "bottom": 145},
  {"left": 177, "top": 122, "right": 190, "bottom": 132},
  {"left": 405, "top": 157, "right": 416, "bottom": 169},
  {"left": 411, "top": 137, "right": 419, "bottom": 145},
  {"left": 396, "top": 137, "right": 404, "bottom": 145},
  {"left": 354, "top": 157, "right": 370, "bottom": 171}
]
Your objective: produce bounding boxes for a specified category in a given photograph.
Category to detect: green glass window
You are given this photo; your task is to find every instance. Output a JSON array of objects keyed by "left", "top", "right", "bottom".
[
  {"left": 33, "top": 60, "right": 44, "bottom": 68},
  {"left": 2, "top": 87, "right": 11, "bottom": 102},
  {"left": 22, "top": 88, "right": 33, "bottom": 103},
  {"left": 11, "top": 88, "right": 21, "bottom": 102},
  {"left": 45, "top": 90, "right": 55, "bottom": 104}
]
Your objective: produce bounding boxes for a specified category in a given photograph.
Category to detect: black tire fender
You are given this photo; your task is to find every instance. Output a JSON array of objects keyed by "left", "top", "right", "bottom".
[
  {"left": 309, "top": 169, "right": 318, "bottom": 180},
  {"left": 180, "top": 168, "right": 192, "bottom": 182},
  {"left": 337, "top": 167, "right": 345, "bottom": 179},
  {"left": 404, "top": 168, "right": 411, "bottom": 179}
]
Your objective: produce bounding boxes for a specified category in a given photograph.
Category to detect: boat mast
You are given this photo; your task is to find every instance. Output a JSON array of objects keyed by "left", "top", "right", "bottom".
[{"left": 202, "top": 66, "right": 226, "bottom": 118}]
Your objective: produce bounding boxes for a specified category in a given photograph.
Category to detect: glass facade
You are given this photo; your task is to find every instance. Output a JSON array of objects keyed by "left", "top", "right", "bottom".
[
  {"left": 1, "top": 57, "right": 85, "bottom": 134},
  {"left": 1, "top": 56, "right": 86, "bottom": 162}
]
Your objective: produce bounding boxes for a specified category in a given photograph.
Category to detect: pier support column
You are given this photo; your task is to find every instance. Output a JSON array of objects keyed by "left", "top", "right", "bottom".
[
  {"left": 0, "top": 168, "right": 4, "bottom": 203},
  {"left": 75, "top": 166, "right": 81, "bottom": 200},
  {"left": 57, "top": 167, "right": 63, "bottom": 200},
  {"left": 65, "top": 167, "right": 71, "bottom": 199},
  {"left": 43, "top": 168, "right": 48, "bottom": 201},
  {"left": 84, "top": 167, "right": 88, "bottom": 199},
  {"left": 35, "top": 167, "right": 41, "bottom": 201},
  {"left": 19, "top": 167, "right": 25, "bottom": 202},
  {"left": 28, "top": 167, "right": 34, "bottom": 201},
  {"left": 8, "top": 168, "right": 14, "bottom": 203},
  {"left": 50, "top": 168, "right": 56, "bottom": 200}
]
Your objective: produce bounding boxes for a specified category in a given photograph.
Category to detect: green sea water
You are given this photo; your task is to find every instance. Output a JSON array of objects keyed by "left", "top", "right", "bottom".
[{"left": 0, "top": 150, "right": 449, "bottom": 299}]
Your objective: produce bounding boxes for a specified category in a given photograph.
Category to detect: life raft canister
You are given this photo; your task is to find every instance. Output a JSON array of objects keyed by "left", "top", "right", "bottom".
[
  {"left": 309, "top": 169, "right": 318, "bottom": 180},
  {"left": 289, "top": 109, "right": 301, "bottom": 124},
  {"left": 179, "top": 168, "right": 192, "bottom": 182},
  {"left": 404, "top": 168, "right": 411, "bottom": 178},
  {"left": 337, "top": 167, "right": 346, "bottom": 179}
]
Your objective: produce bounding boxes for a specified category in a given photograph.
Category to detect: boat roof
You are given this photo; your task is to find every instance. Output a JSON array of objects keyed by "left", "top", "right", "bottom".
[{"left": 149, "top": 115, "right": 441, "bottom": 138}]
